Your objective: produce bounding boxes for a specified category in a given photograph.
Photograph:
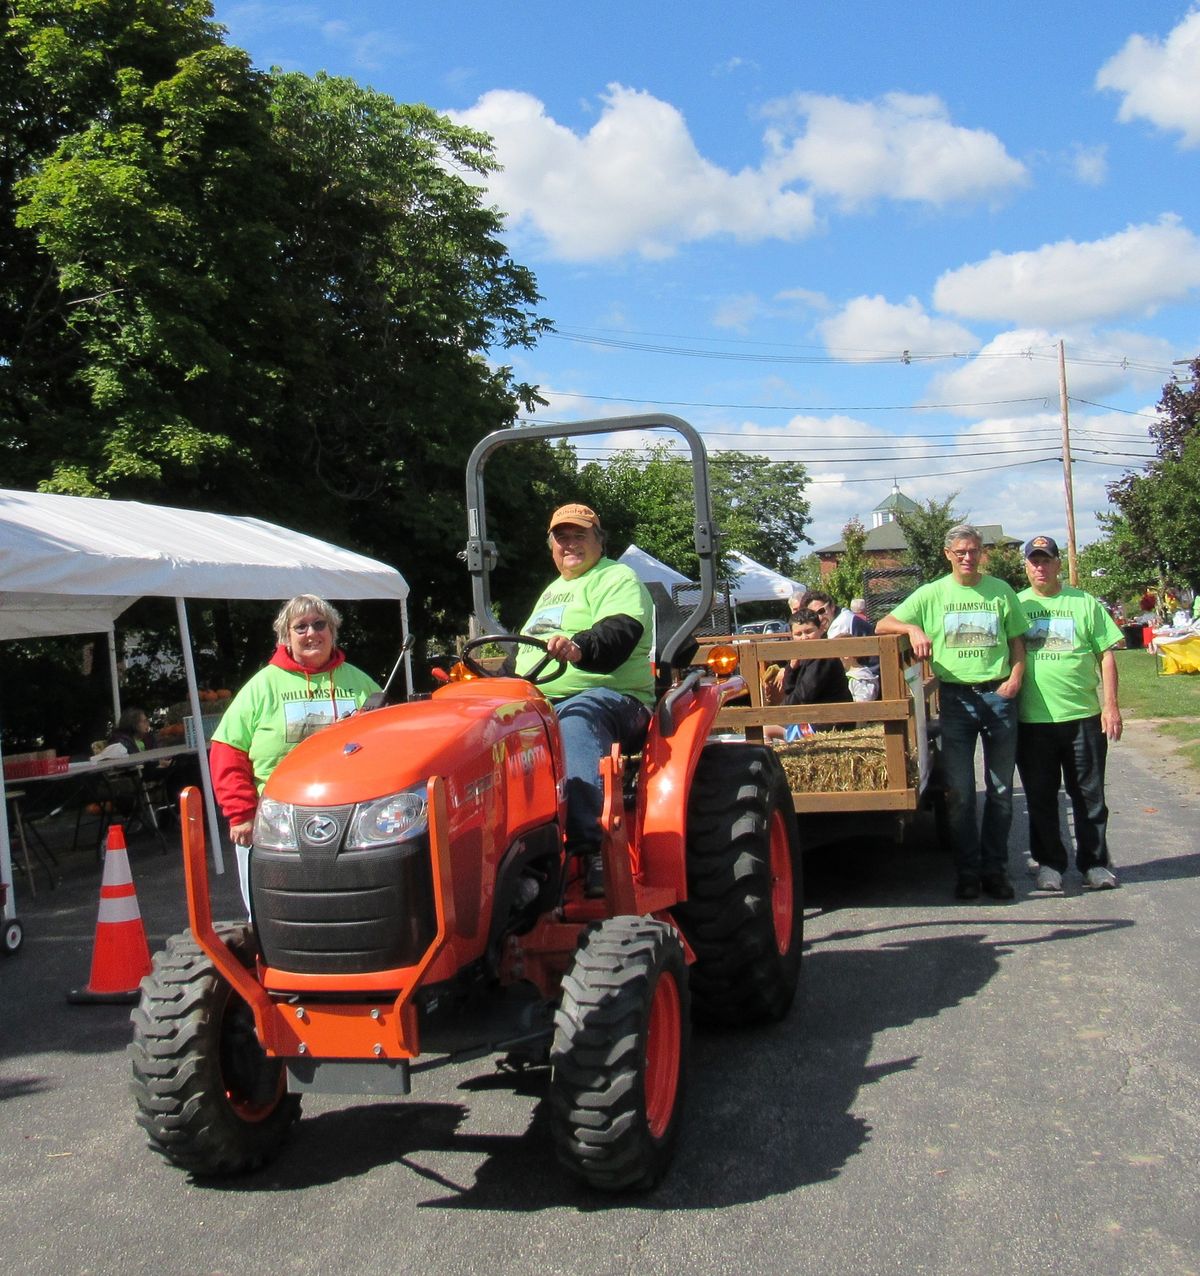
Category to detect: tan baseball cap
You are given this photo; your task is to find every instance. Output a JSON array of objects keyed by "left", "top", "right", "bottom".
[{"left": 549, "top": 503, "right": 600, "bottom": 531}]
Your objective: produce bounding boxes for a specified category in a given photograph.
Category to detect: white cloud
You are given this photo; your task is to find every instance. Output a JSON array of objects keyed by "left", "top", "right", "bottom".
[
  {"left": 932, "top": 216, "right": 1200, "bottom": 326},
  {"left": 760, "top": 91, "right": 1028, "bottom": 208},
  {"left": 775, "top": 287, "right": 831, "bottom": 312},
  {"left": 711, "top": 293, "right": 764, "bottom": 331},
  {"left": 795, "top": 405, "right": 1142, "bottom": 553},
  {"left": 927, "top": 328, "right": 1176, "bottom": 416},
  {"left": 714, "top": 56, "right": 759, "bottom": 77},
  {"left": 1071, "top": 144, "right": 1108, "bottom": 186},
  {"left": 1097, "top": 10, "right": 1200, "bottom": 147},
  {"left": 220, "top": 3, "right": 407, "bottom": 70},
  {"left": 449, "top": 86, "right": 817, "bottom": 262},
  {"left": 820, "top": 295, "right": 977, "bottom": 361},
  {"left": 449, "top": 84, "right": 1031, "bottom": 261}
]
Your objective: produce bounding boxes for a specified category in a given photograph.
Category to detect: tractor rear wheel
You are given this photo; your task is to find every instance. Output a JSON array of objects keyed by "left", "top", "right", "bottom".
[
  {"left": 676, "top": 743, "right": 803, "bottom": 1025},
  {"left": 129, "top": 924, "right": 300, "bottom": 1175},
  {"left": 550, "top": 916, "right": 689, "bottom": 1191}
]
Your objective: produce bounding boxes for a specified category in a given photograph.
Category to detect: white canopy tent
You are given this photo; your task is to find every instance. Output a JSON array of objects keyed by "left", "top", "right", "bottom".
[
  {"left": 617, "top": 544, "right": 694, "bottom": 589},
  {"left": 0, "top": 488, "right": 410, "bottom": 926},
  {"left": 725, "top": 550, "right": 801, "bottom": 605}
]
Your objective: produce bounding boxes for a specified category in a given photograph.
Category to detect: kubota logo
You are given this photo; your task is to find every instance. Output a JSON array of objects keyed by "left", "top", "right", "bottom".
[
  {"left": 506, "top": 743, "right": 547, "bottom": 778},
  {"left": 303, "top": 814, "right": 338, "bottom": 845}
]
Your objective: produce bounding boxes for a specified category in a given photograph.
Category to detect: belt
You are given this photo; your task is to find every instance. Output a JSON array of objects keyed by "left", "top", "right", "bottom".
[{"left": 946, "top": 678, "right": 1004, "bottom": 693}]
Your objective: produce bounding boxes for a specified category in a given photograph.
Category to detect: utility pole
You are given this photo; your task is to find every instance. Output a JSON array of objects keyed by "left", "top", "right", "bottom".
[{"left": 1058, "top": 339, "right": 1079, "bottom": 586}]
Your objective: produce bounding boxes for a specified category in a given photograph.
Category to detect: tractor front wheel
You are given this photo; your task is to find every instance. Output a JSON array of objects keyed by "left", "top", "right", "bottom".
[
  {"left": 676, "top": 743, "right": 803, "bottom": 1025},
  {"left": 129, "top": 924, "right": 300, "bottom": 1175},
  {"left": 550, "top": 916, "right": 689, "bottom": 1191}
]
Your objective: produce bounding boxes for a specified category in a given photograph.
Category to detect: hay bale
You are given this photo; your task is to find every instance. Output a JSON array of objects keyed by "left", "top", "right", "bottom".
[{"left": 773, "top": 725, "right": 910, "bottom": 793}]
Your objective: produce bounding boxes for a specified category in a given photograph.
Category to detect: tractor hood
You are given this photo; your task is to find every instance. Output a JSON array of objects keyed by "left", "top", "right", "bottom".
[{"left": 263, "top": 679, "right": 557, "bottom": 808}]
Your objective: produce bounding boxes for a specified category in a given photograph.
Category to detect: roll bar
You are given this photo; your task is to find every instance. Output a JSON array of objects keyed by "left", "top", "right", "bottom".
[{"left": 463, "top": 415, "right": 720, "bottom": 668}]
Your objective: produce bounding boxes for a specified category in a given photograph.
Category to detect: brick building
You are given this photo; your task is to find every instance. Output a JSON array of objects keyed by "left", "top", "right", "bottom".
[{"left": 815, "top": 483, "right": 1019, "bottom": 588}]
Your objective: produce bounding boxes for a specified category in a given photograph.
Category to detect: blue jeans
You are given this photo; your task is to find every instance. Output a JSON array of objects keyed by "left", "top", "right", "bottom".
[
  {"left": 554, "top": 689, "right": 652, "bottom": 853},
  {"left": 938, "top": 682, "right": 1019, "bottom": 879},
  {"left": 1016, "top": 716, "right": 1111, "bottom": 874}
]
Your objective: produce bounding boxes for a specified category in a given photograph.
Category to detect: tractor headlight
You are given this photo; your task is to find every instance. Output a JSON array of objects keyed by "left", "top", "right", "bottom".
[
  {"left": 253, "top": 797, "right": 298, "bottom": 850},
  {"left": 346, "top": 783, "right": 429, "bottom": 849}
]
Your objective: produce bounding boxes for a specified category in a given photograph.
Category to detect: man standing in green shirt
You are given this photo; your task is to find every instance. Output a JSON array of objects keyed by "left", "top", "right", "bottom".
[
  {"left": 1017, "top": 535, "right": 1123, "bottom": 892},
  {"left": 877, "top": 524, "right": 1027, "bottom": 900}
]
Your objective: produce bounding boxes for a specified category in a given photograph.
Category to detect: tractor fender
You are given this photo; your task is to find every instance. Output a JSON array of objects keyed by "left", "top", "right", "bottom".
[{"left": 635, "top": 675, "right": 740, "bottom": 899}]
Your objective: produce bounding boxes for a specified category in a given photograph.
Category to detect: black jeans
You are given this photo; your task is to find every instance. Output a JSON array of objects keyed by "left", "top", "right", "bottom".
[{"left": 1016, "top": 715, "right": 1111, "bottom": 873}]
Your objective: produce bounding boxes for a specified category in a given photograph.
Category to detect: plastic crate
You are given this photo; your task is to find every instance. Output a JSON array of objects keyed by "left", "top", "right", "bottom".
[
  {"left": 183, "top": 714, "right": 223, "bottom": 748},
  {"left": 3, "top": 751, "right": 60, "bottom": 781}
]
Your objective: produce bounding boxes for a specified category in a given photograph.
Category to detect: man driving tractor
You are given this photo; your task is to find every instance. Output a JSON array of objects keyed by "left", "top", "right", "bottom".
[{"left": 516, "top": 503, "right": 655, "bottom": 897}]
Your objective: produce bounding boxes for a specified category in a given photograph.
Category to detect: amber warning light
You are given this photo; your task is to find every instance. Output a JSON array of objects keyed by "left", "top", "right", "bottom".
[{"left": 705, "top": 645, "right": 739, "bottom": 677}]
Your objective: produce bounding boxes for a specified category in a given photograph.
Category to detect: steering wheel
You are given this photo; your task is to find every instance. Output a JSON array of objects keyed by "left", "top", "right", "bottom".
[{"left": 461, "top": 634, "right": 568, "bottom": 686}]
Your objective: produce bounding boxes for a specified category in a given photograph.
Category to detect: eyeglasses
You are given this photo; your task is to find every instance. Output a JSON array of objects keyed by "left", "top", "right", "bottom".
[
  {"left": 947, "top": 548, "right": 981, "bottom": 558},
  {"left": 291, "top": 619, "right": 328, "bottom": 633}
]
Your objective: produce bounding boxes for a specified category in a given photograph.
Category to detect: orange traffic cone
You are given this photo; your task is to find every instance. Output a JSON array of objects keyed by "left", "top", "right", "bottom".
[{"left": 68, "top": 824, "right": 152, "bottom": 1004}]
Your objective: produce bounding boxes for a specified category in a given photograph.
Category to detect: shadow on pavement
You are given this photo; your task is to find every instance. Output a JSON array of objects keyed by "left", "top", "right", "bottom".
[
  {"left": 189, "top": 915, "right": 1129, "bottom": 1210},
  {"left": 1118, "top": 850, "right": 1200, "bottom": 883}
]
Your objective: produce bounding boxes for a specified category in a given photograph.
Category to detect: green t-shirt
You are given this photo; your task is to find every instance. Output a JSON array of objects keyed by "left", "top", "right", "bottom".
[
  {"left": 1017, "top": 585, "right": 1122, "bottom": 724},
  {"left": 211, "top": 660, "right": 381, "bottom": 789},
  {"left": 517, "top": 556, "right": 655, "bottom": 707},
  {"left": 891, "top": 573, "right": 1026, "bottom": 685}
]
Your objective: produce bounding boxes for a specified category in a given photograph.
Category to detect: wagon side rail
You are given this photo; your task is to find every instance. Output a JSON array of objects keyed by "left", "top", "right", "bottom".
[{"left": 699, "top": 633, "right": 937, "bottom": 813}]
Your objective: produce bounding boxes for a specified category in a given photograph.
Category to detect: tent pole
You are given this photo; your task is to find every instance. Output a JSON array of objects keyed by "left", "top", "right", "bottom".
[
  {"left": 107, "top": 627, "right": 121, "bottom": 725},
  {"left": 0, "top": 704, "right": 15, "bottom": 923},
  {"left": 401, "top": 600, "right": 413, "bottom": 696},
  {"left": 175, "top": 598, "right": 225, "bottom": 874}
]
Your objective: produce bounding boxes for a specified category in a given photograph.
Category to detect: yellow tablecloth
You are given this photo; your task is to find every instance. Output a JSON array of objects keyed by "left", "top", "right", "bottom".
[{"left": 1158, "top": 634, "right": 1200, "bottom": 675}]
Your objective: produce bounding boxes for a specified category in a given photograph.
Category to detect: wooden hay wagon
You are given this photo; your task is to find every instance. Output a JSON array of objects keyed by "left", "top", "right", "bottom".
[{"left": 697, "top": 632, "right": 942, "bottom": 851}]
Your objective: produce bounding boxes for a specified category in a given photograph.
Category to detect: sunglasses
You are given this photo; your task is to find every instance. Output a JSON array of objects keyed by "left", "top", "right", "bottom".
[{"left": 291, "top": 619, "right": 328, "bottom": 634}]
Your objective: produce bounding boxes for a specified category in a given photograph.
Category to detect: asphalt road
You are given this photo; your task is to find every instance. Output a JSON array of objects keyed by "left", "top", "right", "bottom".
[{"left": 2, "top": 730, "right": 1198, "bottom": 1276}]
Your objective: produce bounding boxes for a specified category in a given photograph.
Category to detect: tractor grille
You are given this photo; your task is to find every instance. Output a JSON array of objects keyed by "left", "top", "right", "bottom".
[{"left": 251, "top": 807, "right": 436, "bottom": 975}]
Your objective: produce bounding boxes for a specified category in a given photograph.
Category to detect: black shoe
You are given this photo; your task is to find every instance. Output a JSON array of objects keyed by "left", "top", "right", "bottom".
[
  {"left": 954, "top": 876, "right": 981, "bottom": 900},
  {"left": 981, "top": 872, "right": 1015, "bottom": 900},
  {"left": 584, "top": 852, "right": 606, "bottom": 899}
]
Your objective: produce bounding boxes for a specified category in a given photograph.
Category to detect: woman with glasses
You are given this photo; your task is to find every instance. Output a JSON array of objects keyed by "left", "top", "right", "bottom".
[{"left": 209, "top": 594, "right": 380, "bottom": 910}]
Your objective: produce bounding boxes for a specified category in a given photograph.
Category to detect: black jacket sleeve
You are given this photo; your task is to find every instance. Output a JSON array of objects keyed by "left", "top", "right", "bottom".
[
  {"left": 783, "top": 655, "right": 851, "bottom": 707},
  {"left": 573, "top": 614, "right": 645, "bottom": 674}
]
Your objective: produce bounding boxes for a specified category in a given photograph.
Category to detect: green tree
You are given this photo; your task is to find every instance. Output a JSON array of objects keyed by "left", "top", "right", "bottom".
[
  {"left": 822, "top": 518, "right": 869, "bottom": 606},
  {"left": 1149, "top": 355, "right": 1200, "bottom": 460},
  {"left": 576, "top": 444, "right": 810, "bottom": 577},
  {"left": 708, "top": 452, "right": 811, "bottom": 572},
  {"left": 1105, "top": 356, "right": 1200, "bottom": 603},
  {"left": 981, "top": 542, "right": 1027, "bottom": 590},
  {"left": 787, "top": 551, "right": 823, "bottom": 593},
  {"left": 6, "top": 0, "right": 278, "bottom": 493},
  {"left": 894, "top": 493, "right": 964, "bottom": 585},
  {"left": 1078, "top": 514, "right": 1148, "bottom": 605},
  {"left": 2, "top": 2, "right": 555, "bottom": 676}
]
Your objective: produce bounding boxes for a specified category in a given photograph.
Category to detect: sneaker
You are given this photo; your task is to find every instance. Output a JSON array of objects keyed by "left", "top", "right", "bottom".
[
  {"left": 981, "top": 872, "right": 1016, "bottom": 900},
  {"left": 1035, "top": 866, "right": 1063, "bottom": 893},
  {"left": 954, "top": 876, "right": 981, "bottom": 900},
  {"left": 1084, "top": 865, "right": 1118, "bottom": 890}
]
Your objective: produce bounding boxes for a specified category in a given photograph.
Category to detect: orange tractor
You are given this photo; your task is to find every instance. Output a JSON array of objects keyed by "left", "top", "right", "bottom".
[{"left": 129, "top": 415, "right": 803, "bottom": 1190}]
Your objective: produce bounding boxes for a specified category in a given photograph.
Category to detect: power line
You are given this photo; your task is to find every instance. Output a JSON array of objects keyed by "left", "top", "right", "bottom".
[
  {"left": 1069, "top": 397, "right": 1160, "bottom": 419},
  {"left": 535, "top": 387, "right": 1163, "bottom": 421},
  {"left": 547, "top": 328, "right": 1177, "bottom": 376},
  {"left": 544, "top": 387, "right": 1054, "bottom": 412}
]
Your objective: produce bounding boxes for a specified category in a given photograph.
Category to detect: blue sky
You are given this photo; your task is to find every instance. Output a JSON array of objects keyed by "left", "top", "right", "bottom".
[{"left": 214, "top": 1, "right": 1200, "bottom": 556}]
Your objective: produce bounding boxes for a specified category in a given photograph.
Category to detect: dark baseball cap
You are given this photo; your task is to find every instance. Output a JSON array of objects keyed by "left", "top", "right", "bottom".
[{"left": 1023, "top": 535, "right": 1060, "bottom": 559}]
